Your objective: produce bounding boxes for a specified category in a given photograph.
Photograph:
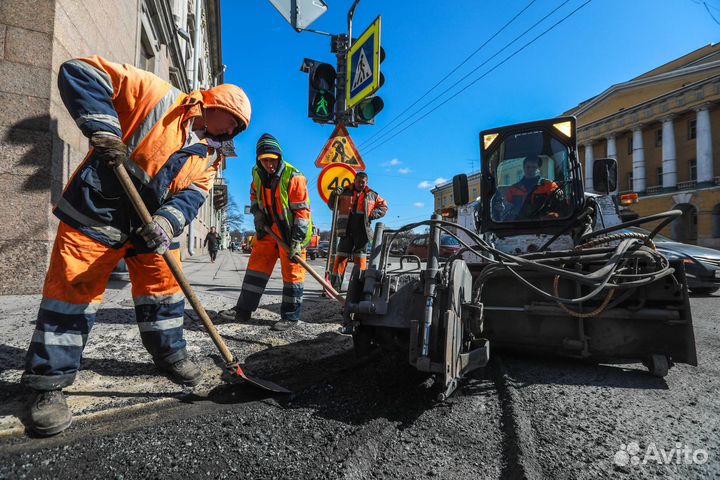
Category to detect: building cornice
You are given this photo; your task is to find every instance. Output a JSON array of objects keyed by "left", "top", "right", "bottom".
[
  {"left": 569, "top": 59, "right": 720, "bottom": 118},
  {"left": 576, "top": 74, "right": 720, "bottom": 144}
]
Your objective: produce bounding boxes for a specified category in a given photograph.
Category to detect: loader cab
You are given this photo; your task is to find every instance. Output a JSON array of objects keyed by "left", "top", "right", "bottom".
[{"left": 479, "top": 117, "right": 584, "bottom": 237}]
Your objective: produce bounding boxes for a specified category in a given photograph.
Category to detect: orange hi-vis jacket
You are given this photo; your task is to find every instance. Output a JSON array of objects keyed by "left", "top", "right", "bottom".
[
  {"left": 251, "top": 160, "right": 312, "bottom": 248},
  {"left": 55, "top": 56, "right": 251, "bottom": 247},
  {"left": 329, "top": 185, "right": 388, "bottom": 240},
  {"left": 505, "top": 177, "right": 559, "bottom": 214}
]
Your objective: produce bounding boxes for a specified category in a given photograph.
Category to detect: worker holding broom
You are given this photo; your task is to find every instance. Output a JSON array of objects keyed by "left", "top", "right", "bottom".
[
  {"left": 21, "top": 55, "right": 251, "bottom": 436},
  {"left": 219, "top": 134, "right": 313, "bottom": 332}
]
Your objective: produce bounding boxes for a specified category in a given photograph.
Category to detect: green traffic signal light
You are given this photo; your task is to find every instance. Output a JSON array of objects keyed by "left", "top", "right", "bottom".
[
  {"left": 355, "top": 96, "right": 384, "bottom": 123},
  {"left": 306, "top": 62, "right": 336, "bottom": 123},
  {"left": 313, "top": 89, "right": 334, "bottom": 119}
]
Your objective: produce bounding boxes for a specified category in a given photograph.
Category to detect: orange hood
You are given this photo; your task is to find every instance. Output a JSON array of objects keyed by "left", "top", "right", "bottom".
[{"left": 200, "top": 84, "right": 252, "bottom": 131}]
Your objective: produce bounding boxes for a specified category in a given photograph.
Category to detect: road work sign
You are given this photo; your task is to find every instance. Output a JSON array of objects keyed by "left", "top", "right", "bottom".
[
  {"left": 314, "top": 123, "right": 365, "bottom": 170},
  {"left": 317, "top": 163, "right": 356, "bottom": 204},
  {"left": 347, "top": 16, "right": 382, "bottom": 108}
]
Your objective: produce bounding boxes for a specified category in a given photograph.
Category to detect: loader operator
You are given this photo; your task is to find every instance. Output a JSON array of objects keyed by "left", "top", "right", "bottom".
[
  {"left": 504, "top": 155, "right": 561, "bottom": 220},
  {"left": 328, "top": 172, "right": 388, "bottom": 304},
  {"left": 219, "top": 134, "right": 313, "bottom": 332},
  {"left": 22, "top": 56, "right": 251, "bottom": 437}
]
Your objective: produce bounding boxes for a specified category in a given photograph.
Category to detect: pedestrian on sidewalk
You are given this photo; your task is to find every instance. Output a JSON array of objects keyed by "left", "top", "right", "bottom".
[
  {"left": 204, "top": 226, "right": 220, "bottom": 262},
  {"left": 21, "top": 55, "right": 251, "bottom": 437},
  {"left": 219, "top": 134, "right": 312, "bottom": 331}
]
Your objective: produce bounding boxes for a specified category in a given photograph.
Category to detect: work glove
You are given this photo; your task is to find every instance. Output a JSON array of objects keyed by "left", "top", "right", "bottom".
[
  {"left": 251, "top": 205, "right": 268, "bottom": 233},
  {"left": 253, "top": 211, "right": 268, "bottom": 234},
  {"left": 90, "top": 132, "right": 127, "bottom": 167},
  {"left": 334, "top": 186, "right": 345, "bottom": 196},
  {"left": 137, "top": 215, "right": 173, "bottom": 254},
  {"left": 288, "top": 241, "right": 303, "bottom": 263}
]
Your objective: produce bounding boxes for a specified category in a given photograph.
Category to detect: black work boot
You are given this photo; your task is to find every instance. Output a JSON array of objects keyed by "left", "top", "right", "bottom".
[
  {"left": 272, "top": 319, "right": 300, "bottom": 331},
  {"left": 157, "top": 358, "right": 202, "bottom": 386},
  {"left": 217, "top": 308, "right": 251, "bottom": 323},
  {"left": 28, "top": 390, "right": 72, "bottom": 437}
]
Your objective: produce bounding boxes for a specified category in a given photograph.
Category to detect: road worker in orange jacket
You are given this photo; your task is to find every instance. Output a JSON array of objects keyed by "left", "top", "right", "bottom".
[
  {"left": 22, "top": 55, "right": 251, "bottom": 437},
  {"left": 504, "top": 155, "right": 561, "bottom": 220},
  {"left": 219, "top": 134, "right": 313, "bottom": 331},
  {"left": 327, "top": 172, "right": 388, "bottom": 290}
]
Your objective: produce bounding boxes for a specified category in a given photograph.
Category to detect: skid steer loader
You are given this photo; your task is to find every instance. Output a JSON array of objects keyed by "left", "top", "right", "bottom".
[{"left": 342, "top": 116, "right": 697, "bottom": 400}]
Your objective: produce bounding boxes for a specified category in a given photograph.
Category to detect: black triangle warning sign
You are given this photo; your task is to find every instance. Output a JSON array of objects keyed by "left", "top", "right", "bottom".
[{"left": 314, "top": 124, "right": 366, "bottom": 170}]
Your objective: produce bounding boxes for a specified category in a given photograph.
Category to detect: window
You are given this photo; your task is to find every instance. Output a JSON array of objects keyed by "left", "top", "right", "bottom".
[
  {"left": 627, "top": 172, "right": 634, "bottom": 191},
  {"left": 689, "top": 159, "right": 697, "bottom": 181},
  {"left": 656, "top": 166, "right": 663, "bottom": 186},
  {"left": 139, "top": 28, "right": 155, "bottom": 73},
  {"left": 440, "top": 236, "right": 460, "bottom": 246},
  {"left": 688, "top": 119, "right": 697, "bottom": 140},
  {"left": 627, "top": 135, "right": 633, "bottom": 155},
  {"left": 487, "top": 129, "right": 574, "bottom": 223},
  {"left": 655, "top": 128, "right": 662, "bottom": 147},
  {"left": 713, "top": 205, "right": 720, "bottom": 238}
]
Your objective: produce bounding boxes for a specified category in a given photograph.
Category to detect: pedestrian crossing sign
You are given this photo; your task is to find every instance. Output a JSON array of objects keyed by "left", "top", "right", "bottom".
[
  {"left": 314, "top": 123, "right": 366, "bottom": 170},
  {"left": 347, "top": 16, "right": 381, "bottom": 108}
]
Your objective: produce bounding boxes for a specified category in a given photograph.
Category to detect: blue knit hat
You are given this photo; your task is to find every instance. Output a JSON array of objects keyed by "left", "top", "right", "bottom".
[{"left": 256, "top": 133, "right": 282, "bottom": 159}]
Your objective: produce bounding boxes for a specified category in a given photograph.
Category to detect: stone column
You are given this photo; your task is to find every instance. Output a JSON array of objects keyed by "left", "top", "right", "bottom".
[
  {"left": 661, "top": 116, "right": 677, "bottom": 189},
  {"left": 632, "top": 126, "right": 646, "bottom": 192},
  {"left": 584, "top": 143, "right": 594, "bottom": 192},
  {"left": 696, "top": 105, "right": 713, "bottom": 184},
  {"left": 606, "top": 135, "right": 617, "bottom": 159}
]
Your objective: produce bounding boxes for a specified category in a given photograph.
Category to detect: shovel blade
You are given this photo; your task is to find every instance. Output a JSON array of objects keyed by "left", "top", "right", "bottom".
[{"left": 222, "top": 362, "right": 291, "bottom": 394}]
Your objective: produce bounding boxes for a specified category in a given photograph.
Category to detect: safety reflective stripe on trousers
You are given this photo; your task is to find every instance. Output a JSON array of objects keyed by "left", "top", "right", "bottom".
[
  {"left": 242, "top": 283, "right": 267, "bottom": 294},
  {"left": 40, "top": 298, "right": 101, "bottom": 315},
  {"left": 137, "top": 317, "right": 184, "bottom": 332},
  {"left": 31, "top": 329, "right": 87, "bottom": 347},
  {"left": 125, "top": 87, "right": 182, "bottom": 184},
  {"left": 133, "top": 293, "right": 185, "bottom": 306}
]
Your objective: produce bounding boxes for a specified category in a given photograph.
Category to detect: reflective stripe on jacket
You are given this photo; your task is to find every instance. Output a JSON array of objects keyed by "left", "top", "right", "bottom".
[
  {"left": 251, "top": 161, "right": 312, "bottom": 247},
  {"left": 329, "top": 186, "right": 388, "bottom": 240},
  {"left": 54, "top": 56, "right": 242, "bottom": 247}
]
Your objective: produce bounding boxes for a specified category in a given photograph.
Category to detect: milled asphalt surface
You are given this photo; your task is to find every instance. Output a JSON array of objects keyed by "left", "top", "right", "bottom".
[{"left": 0, "top": 250, "right": 718, "bottom": 479}]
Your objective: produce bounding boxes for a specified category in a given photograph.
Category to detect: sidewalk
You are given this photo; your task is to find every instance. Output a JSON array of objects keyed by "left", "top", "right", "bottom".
[{"left": 0, "top": 251, "right": 349, "bottom": 437}]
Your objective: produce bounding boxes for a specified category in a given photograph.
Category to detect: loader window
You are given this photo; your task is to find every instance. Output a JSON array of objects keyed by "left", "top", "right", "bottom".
[{"left": 488, "top": 130, "right": 573, "bottom": 222}]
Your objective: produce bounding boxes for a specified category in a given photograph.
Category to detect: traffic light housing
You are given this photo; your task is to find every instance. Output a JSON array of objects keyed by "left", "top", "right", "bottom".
[
  {"left": 352, "top": 47, "right": 385, "bottom": 125},
  {"left": 306, "top": 60, "right": 336, "bottom": 123}
]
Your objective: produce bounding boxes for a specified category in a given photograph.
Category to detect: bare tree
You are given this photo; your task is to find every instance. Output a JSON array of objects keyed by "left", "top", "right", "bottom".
[{"left": 227, "top": 195, "right": 244, "bottom": 231}]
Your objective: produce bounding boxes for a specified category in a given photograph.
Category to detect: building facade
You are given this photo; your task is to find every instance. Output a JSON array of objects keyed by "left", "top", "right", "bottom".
[
  {"left": 0, "top": 0, "right": 226, "bottom": 294},
  {"left": 431, "top": 45, "right": 720, "bottom": 249},
  {"left": 566, "top": 44, "right": 720, "bottom": 248}
]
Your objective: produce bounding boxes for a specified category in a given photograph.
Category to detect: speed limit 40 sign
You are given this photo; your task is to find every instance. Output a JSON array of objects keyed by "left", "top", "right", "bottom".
[{"left": 317, "top": 163, "right": 356, "bottom": 204}]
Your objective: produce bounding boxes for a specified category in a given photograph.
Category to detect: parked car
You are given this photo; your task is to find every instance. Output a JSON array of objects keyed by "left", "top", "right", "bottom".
[
  {"left": 317, "top": 241, "right": 330, "bottom": 258},
  {"left": 404, "top": 234, "right": 461, "bottom": 260},
  {"left": 625, "top": 226, "right": 720, "bottom": 294}
]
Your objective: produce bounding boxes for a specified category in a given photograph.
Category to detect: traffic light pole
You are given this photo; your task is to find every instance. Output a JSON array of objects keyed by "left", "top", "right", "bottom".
[{"left": 332, "top": 34, "right": 349, "bottom": 125}]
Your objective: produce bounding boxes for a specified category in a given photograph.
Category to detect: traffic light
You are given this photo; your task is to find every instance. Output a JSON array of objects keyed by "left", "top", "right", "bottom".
[
  {"left": 352, "top": 47, "right": 385, "bottom": 125},
  {"left": 304, "top": 60, "right": 336, "bottom": 123}
]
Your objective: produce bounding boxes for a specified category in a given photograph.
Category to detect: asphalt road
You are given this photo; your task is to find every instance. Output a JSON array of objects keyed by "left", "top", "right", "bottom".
[{"left": 1, "top": 256, "right": 718, "bottom": 479}]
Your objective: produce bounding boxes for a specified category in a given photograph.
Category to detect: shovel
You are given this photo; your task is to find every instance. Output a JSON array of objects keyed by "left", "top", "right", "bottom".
[
  {"left": 112, "top": 162, "right": 290, "bottom": 394},
  {"left": 263, "top": 227, "right": 345, "bottom": 306}
]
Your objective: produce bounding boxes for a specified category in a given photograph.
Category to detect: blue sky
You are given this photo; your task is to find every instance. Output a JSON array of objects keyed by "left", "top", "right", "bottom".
[{"left": 221, "top": 0, "right": 719, "bottom": 232}]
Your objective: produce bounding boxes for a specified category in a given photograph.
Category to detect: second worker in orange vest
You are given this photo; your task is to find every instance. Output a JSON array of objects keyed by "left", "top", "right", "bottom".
[{"left": 327, "top": 172, "right": 388, "bottom": 292}]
